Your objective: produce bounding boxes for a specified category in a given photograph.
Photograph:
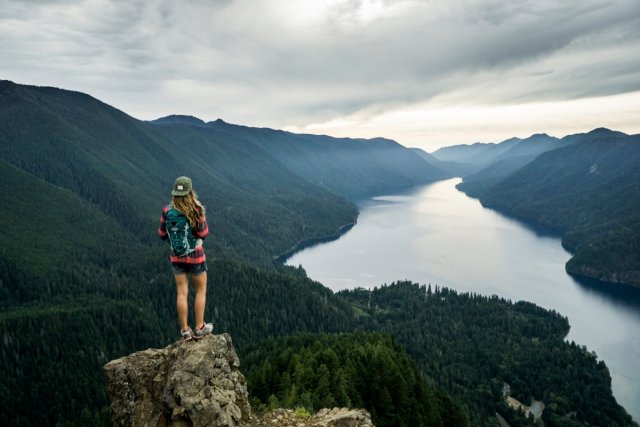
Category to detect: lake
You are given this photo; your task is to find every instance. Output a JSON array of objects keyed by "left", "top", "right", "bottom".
[{"left": 287, "top": 178, "right": 640, "bottom": 421}]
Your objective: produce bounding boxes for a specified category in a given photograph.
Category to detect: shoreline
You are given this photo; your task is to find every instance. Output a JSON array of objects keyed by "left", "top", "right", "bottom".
[
  {"left": 281, "top": 178, "right": 640, "bottom": 422},
  {"left": 456, "top": 181, "right": 640, "bottom": 290},
  {"left": 274, "top": 179, "right": 449, "bottom": 265},
  {"left": 274, "top": 220, "right": 357, "bottom": 264}
]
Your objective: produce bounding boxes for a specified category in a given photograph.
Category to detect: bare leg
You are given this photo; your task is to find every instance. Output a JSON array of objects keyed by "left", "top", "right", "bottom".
[
  {"left": 192, "top": 272, "right": 207, "bottom": 329},
  {"left": 174, "top": 273, "right": 189, "bottom": 331}
]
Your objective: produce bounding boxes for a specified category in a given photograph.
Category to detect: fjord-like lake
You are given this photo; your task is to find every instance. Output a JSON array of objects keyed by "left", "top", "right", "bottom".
[{"left": 287, "top": 178, "right": 640, "bottom": 421}]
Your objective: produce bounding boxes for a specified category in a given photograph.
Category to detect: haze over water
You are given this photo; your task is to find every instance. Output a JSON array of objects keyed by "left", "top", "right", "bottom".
[{"left": 287, "top": 178, "right": 640, "bottom": 421}]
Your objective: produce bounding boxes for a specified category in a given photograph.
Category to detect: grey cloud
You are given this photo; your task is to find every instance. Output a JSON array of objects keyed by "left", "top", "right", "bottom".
[{"left": 1, "top": 0, "right": 639, "bottom": 127}]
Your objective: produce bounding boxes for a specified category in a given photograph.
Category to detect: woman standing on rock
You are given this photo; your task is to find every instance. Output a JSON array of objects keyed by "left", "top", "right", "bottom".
[{"left": 158, "top": 176, "right": 214, "bottom": 341}]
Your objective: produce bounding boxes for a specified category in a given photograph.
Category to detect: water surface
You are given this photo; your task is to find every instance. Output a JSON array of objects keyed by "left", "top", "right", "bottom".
[{"left": 287, "top": 178, "right": 640, "bottom": 421}]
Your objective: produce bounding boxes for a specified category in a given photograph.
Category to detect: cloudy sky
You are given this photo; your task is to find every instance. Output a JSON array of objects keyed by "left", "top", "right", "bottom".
[{"left": 1, "top": 0, "right": 639, "bottom": 150}]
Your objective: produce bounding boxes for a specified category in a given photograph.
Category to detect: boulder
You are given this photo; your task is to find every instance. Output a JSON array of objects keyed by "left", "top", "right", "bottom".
[
  {"left": 246, "top": 408, "right": 373, "bottom": 427},
  {"left": 104, "top": 334, "right": 250, "bottom": 427},
  {"left": 104, "top": 333, "right": 374, "bottom": 427}
]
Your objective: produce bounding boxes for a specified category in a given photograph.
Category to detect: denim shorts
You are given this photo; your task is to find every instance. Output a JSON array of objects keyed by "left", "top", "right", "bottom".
[{"left": 171, "top": 262, "right": 207, "bottom": 275}]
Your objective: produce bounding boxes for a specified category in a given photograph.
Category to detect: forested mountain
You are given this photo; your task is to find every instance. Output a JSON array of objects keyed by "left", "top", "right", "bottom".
[
  {"left": 455, "top": 134, "right": 560, "bottom": 196},
  {"left": 1, "top": 258, "right": 361, "bottom": 426},
  {"left": 445, "top": 127, "right": 640, "bottom": 287},
  {"left": 477, "top": 129, "right": 640, "bottom": 287},
  {"left": 0, "top": 80, "right": 636, "bottom": 426},
  {"left": 432, "top": 133, "right": 560, "bottom": 178},
  {"left": 339, "top": 282, "right": 637, "bottom": 427},
  {"left": 157, "top": 117, "right": 447, "bottom": 198},
  {"left": 492, "top": 133, "right": 559, "bottom": 160},
  {"left": 0, "top": 79, "right": 446, "bottom": 268},
  {"left": 410, "top": 147, "right": 475, "bottom": 177},
  {"left": 0, "top": 80, "right": 360, "bottom": 266},
  {"left": 456, "top": 154, "right": 548, "bottom": 197},
  {"left": 0, "top": 80, "right": 442, "bottom": 425},
  {"left": 244, "top": 332, "right": 470, "bottom": 427}
]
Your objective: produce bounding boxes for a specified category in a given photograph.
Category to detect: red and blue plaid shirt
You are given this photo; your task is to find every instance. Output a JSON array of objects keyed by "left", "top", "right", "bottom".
[{"left": 158, "top": 205, "right": 209, "bottom": 264}]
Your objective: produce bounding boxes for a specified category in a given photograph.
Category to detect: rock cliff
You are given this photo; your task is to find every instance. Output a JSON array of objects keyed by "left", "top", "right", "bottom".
[
  {"left": 247, "top": 408, "right": 372, "bottom": 427},
  {"left": 104, "top": 333, "right": 250, "bottom": 426},
  {"left": 104, "top": 334, "right": 373, "bottom": 427}
]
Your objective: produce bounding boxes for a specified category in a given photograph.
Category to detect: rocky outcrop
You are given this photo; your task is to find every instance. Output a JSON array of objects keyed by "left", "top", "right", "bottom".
[
  {"left": 247, "top": 408, "right": 373, "bottom": 427},
  {"left": 104, "top": 333, "right": 250, "bottom": 427},
  {"left": 104, "top": 334, "right": 374, "bottom": 427}
]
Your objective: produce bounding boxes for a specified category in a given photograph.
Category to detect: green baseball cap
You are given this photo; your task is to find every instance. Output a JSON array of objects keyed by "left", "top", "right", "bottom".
[{"left": 172, "top": 176, "right": 192, "bottom": 196}]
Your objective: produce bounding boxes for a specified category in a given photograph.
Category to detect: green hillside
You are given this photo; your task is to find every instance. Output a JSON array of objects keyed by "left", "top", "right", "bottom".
[
  {"left": 0, "top": 259, "right": 361, "bottom": 426},
  {"left": 167, "top": 117, "right": 447, "bottom": 198},
  {"left": 0, "top": 80, "right": 442, "bottom": 425},
  {"left": 339, "top": 282, "right": 637, "bottom": 427},
  {"left": 478, "top": 129, "right": 640, "bottom": 287},
  {"left": 456, "top": 154, "right": 546, "bottom": 197},
  {"left": 0, "top": 159, "right": 135, "bottom": 297},
  {"left": 244, "top": 332, "right": 470, "bottom": 427},
  {"left": 453, "top": 129, "right": 561, "bottom": 197},
  {"left": 0, "top": 80, "right": 360, "bottom": 265},
  {"left": 0, "top": 81, "right": 635, "bottom": 426}
]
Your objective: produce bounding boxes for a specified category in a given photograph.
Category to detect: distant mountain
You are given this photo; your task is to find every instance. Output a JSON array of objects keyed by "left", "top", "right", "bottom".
[
  {"left": 461, "top": 128, "right": 640, "bottom": 287},
  {"left": 432, "top": 133, "right": 560, "bottom": 178},
  {"left": 490, "top": 133, "right": 559, "bottom": 161},
  {"left": 431, "top": 141, "right": 500, "bottom": 164},
  {"left": 411, "top": 147, "right": 481, "bottom": 178},
  {"left": 410, "top": 147, "right": 441, "bottom": 164},
  {"left": 456, "top": 133, "right": 561, "bottom": 196},
  {"left": 455, "top": 154, "right": 537, "bottom": 197},
  {"left": 151, "top": 114, "right": 206, "bottom": 126},
  {"left": 187, "top": 120, "right": 447, "bottom": 198}
]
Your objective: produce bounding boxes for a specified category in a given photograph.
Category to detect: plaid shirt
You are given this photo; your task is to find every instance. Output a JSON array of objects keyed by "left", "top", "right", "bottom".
[{"left": 158, "top": 205, "right": 209, "bottom": 264}]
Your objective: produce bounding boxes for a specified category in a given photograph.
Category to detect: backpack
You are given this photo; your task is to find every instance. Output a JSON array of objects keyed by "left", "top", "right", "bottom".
[{"left": 166, "top": 206, "right": 198, "bottom": 257}]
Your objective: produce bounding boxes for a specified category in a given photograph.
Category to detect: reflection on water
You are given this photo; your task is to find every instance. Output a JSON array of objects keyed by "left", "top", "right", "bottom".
[
  {"left": 287, "top": 178, "right": 640, "bottom": 421},
  {"left": 487, "top": 206, "right": 565, "bottom": 239},
  {"left": 570, "top": 275, "right": 640, "bottom": 311}
]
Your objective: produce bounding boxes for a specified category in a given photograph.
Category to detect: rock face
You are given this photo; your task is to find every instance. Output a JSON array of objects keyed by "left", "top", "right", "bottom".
[
  {"left": 309, "top": 408, "right": 373, "bottom": 427},
  {"left": 247, "top": 408, "right": 373, "bottom": 427},
  {"left": 104, "top": 333, "right": 250, "bottom": 427},
  {"left": 104, "top": 333, "right": 374, "bottom": 427}
]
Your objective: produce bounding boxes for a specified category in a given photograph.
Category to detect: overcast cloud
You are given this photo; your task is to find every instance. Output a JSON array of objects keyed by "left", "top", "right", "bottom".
[{"left": 1, "top": 0, "right": 639, "bottom": 149}]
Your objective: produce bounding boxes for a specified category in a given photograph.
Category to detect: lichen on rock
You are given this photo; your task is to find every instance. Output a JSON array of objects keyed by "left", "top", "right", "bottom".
[
  {"left": 104, "top": 333, "right": 374, "bottom": 427},
  {"left": 246, "top": 408, "right": 373, "bottom": 427},
  {"left": 104, "top": 333, "right": 250, "bottom": 427}
]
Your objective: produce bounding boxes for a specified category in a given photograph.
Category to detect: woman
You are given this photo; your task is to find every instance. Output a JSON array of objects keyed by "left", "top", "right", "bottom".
[{"left": 158, "top": 176, "right": 213, "bottom": 341}]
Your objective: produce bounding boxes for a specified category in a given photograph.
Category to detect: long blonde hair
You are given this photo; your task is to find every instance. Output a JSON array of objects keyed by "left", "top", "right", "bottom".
[{"left": 172, "top": 190, "right": 205, "bottom": 227}]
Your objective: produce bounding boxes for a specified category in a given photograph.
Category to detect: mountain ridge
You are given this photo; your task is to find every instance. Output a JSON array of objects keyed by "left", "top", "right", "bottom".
[
  {"left": 1, "top": 79, "right": 637, "bottom": 426},
  {"left": 0, "top": 79, "right": 449, "bottom": 424},
  {"left": 166, "top": 116, "right": 447, "bottom": 198},
  {"left": 2, "top": 79, "right": 446, "bottom": 265},
  {"left": 449, "top": 127, "right": 640, "bottom": 287}
]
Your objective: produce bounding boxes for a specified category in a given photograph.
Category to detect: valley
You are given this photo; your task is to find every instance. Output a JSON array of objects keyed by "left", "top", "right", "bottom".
[{"left": 0, "top": 80, "right": 637, "bottom": 426}]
